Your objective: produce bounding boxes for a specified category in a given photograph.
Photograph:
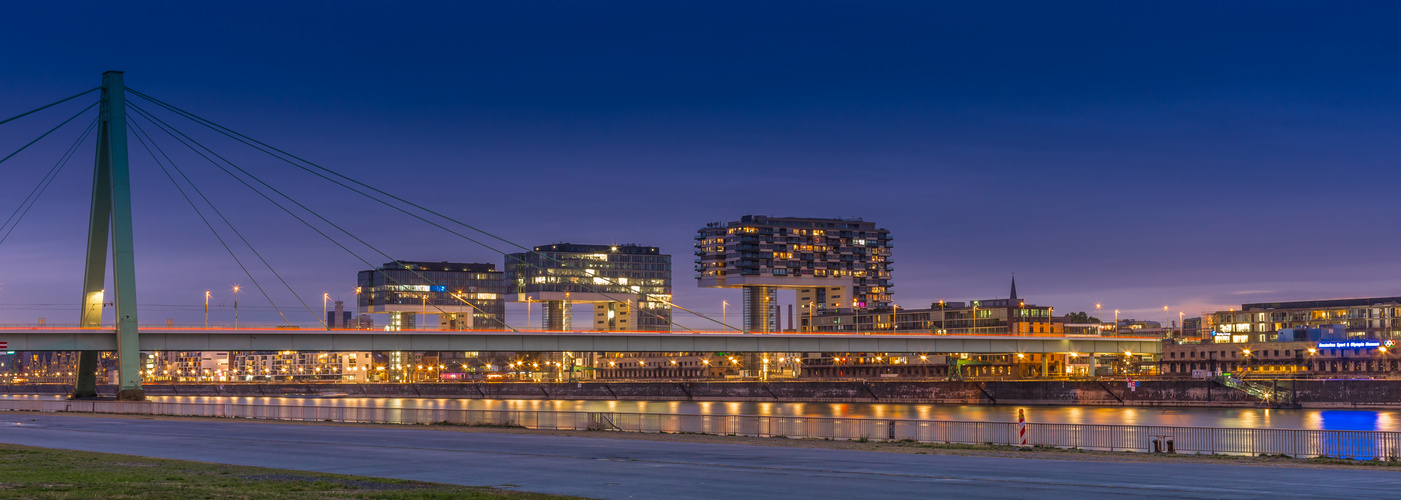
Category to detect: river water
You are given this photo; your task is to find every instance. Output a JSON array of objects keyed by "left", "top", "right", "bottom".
[{"left": 6, "top": 394, "right": 1399, "bottom": 431}]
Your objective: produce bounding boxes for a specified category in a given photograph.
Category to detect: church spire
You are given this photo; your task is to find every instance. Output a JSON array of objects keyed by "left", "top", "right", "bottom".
[{"left": 1009, "top": 274, "right": 1018, "bottom": 301}]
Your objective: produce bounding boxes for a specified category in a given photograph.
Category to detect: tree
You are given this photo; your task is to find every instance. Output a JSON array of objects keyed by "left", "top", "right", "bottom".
[{"left": 1063, "top": 311, "right": 1102, "bottom": 324}]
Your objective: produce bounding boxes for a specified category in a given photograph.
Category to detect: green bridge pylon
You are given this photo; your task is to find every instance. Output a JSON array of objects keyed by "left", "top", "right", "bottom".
[{"left": 71, "top": 71, "right": 143, "bottom": 401}]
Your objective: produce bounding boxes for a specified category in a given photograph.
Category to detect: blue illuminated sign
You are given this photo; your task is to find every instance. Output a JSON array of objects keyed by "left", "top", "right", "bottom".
[
  {"left": 1317, "top": 340, "right": 1381, "bottom": 349},
  {"left": 430, "top": 286, "right": 447, "bottom": 292}
]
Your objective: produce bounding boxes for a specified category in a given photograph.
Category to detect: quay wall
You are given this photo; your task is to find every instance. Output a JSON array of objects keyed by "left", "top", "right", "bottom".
[{"left": 5, "top": 380, "right": 1399, "bottom": 408}]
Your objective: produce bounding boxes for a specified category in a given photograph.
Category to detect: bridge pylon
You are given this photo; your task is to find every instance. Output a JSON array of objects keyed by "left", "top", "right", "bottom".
[{"left": 71, "top": 71, "right": 142, "bottom": 401}]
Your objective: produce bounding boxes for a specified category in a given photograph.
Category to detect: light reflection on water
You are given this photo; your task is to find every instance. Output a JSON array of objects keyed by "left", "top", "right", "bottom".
[{"left": 4, "top": 394, "right": 1401, "bottom": 431}]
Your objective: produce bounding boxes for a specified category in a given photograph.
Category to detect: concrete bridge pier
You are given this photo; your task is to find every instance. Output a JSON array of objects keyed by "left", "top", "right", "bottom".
[
  {"left": 69, "top": 71, "right": 143, "bottom": 401},
  {"left": 70, "top": 352, "right": 100, "bottom": 399}
]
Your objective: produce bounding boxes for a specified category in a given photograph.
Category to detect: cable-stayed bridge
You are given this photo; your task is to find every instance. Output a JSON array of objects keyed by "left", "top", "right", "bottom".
[
  {"left": 0, "top": 326, "right": 1158, "bottom": 356},
  {"left": 0, "top": 73, "right": 1159, "bottom": 399}
]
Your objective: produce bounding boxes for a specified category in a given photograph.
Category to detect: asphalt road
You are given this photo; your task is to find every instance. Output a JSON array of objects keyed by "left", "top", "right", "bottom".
[{"left": 1, "top": 414, "right": 1398, "bottom": 499}]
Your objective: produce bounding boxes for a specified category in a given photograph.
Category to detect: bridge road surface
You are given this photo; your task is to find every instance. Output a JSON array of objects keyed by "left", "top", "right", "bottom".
[{"left": 2, "top": 415, "right": 1399, "bottom": 499}]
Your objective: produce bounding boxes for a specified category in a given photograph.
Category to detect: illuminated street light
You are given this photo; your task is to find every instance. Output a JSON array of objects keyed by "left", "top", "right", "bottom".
[{"left": 232, "top": 285, "right": 241, "bottom": 329}]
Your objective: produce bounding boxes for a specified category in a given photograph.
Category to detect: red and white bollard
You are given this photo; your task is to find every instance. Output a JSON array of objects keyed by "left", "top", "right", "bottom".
[{"left": 1018, "top": 409, "right": 1027, "bottom": 447}]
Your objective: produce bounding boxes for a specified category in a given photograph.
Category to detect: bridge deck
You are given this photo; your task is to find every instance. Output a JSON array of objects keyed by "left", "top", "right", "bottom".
[{"left": 0, "top": 329, "right": 1161, "bottom": 353}]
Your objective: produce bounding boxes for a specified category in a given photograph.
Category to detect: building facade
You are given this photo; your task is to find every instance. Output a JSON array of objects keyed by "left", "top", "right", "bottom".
[
  {"left": 231, "top": 351, "right": 373, "bottom": 382},
  {"left": 696, "top": 215, "right": 892, "bottom": 332},
  {"left": 1161, "top": 338, "right": 1401, "bottom": 377},
  {"left": 142, "top": 351, "right": 229, "bottom": 382},
  {"left": 1209, "top": 296, "right": 1401, "bottom": 342},
  {"left": 926, "top": 300, "right": 1060, "bottom": 335},
  {"left": 908, "top": 280, "right": 1059, "bottom": 335},
  {"left": 505, "top": 243, "right": 672, "bottom": 331},
  {"left": 357, "top": 261, "right": 505, "bottom": 331}
]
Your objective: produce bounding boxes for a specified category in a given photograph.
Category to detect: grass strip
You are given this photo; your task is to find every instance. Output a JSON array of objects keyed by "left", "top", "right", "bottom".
[{"left": 0, "top": 443, "right": 583, "bottom": 499}]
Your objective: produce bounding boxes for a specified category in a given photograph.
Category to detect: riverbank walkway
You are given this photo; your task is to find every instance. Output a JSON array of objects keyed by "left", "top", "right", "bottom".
[{"left": 2, "top": 413, "right": 1399, "bottom": 499}]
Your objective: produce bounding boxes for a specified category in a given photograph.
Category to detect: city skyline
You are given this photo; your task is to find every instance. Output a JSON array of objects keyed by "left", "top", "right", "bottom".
[{"left": 2, "top": 2, "right": 1401, "bottom": 327}]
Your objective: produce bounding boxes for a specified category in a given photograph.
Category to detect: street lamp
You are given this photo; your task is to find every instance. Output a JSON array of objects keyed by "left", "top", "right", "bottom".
[
  {"left": 938, "top": 300, "right": 946, "bottom": 334},
  {"left": 232, "top": 285, "right": 241, "bottom": 329}
]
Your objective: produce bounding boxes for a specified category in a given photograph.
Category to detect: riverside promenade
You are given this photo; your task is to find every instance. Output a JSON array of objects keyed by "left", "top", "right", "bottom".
[{"left": 2, "top": 413, "right": 1400, "bottom": 499}]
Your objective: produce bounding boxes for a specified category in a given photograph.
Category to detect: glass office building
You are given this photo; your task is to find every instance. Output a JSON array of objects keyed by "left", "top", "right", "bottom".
[
  {"left": 356, "top": 261, "right": 505, "bottom": 330},
  {"left": 505, "top": 243, "right": 672, "bottom": 331}
]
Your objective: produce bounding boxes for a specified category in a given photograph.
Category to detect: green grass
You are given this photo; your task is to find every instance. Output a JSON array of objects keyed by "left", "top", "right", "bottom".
[{"left": 0, "top": 443, "right": 581, "bottom": 499}]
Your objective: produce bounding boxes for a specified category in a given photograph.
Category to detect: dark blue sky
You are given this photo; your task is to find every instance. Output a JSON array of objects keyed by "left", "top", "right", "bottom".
[{"left": 1, "top": 1, "right": 1399, "bottom": 327}]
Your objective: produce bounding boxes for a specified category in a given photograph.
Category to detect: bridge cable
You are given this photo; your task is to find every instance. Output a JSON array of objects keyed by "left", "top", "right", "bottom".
[
  {"left": 128, "top": 115, "right": 315, "bottom": 327},
  {"left": 127, "top": 102, "right": 514, "bottom": 331},
  {"left": 130, "top": 102, "right": 509, "bottom": 330},
  {"left": 132, "top": 116, "right": 321, "bottom": 327},
  {"left": 0, "top": 101, "right": 98, "bottom": 170},
  {"left": 130, "top": 91, "right": 713, "bottom": 331},
  {"left": 125, "top": 103, "right": 481, "bottom": 328},
  {"left": 127, "top": 91, "right": 701, "bottom": 330},
  {"left": 0, "top": 117, "right": 99, "bottom": 248},
  {"left": 0, "top": 88, "right": 98, "bottom": 127},
  {"left": 128, "top": 90, "right": 734, "bottom": 330},
  {"left": 127, "top": 116, "right": 296, "bottom": 327},
  {"left": 129, "top": 90, "right": 720, "bottom": 331}
]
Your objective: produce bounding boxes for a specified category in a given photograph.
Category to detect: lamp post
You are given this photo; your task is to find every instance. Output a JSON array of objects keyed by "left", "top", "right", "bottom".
[
  {"left": 938, "top": 300, "right": 946, "bottom": 334},
  {"left": 972, "top": 301, "right": 979, "bottom": 335},
  {"left": 232, "top": 285, "right": 241, "bottom": 330},
  {"left": 351, "top": 286, "right": 362, "bottom": 329}
]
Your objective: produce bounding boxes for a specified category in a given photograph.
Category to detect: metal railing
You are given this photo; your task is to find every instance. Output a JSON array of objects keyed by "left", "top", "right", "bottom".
[
  {"left": 0, "top": 324, "right": 1161, "bottom": 338},
  {"left": 1214, "top": 373, "right": 1294, "bottom": 403},
  {"left": 2, "top": 399, "right": 1396, "bottom": 460}
]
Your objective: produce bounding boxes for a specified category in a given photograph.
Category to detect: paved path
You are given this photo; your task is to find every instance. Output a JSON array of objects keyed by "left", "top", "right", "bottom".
[{"left": 1, "top": 414, "right": 1398, "bottom": 499}]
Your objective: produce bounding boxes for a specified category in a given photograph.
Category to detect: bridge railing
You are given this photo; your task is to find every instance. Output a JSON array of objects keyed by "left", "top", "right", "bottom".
[
  {"left": 2, "top": 398, "right": 1398, "bottom": 459},
  {"left": 0, "top": 324, "right": 1163, "bottom": 339}
]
